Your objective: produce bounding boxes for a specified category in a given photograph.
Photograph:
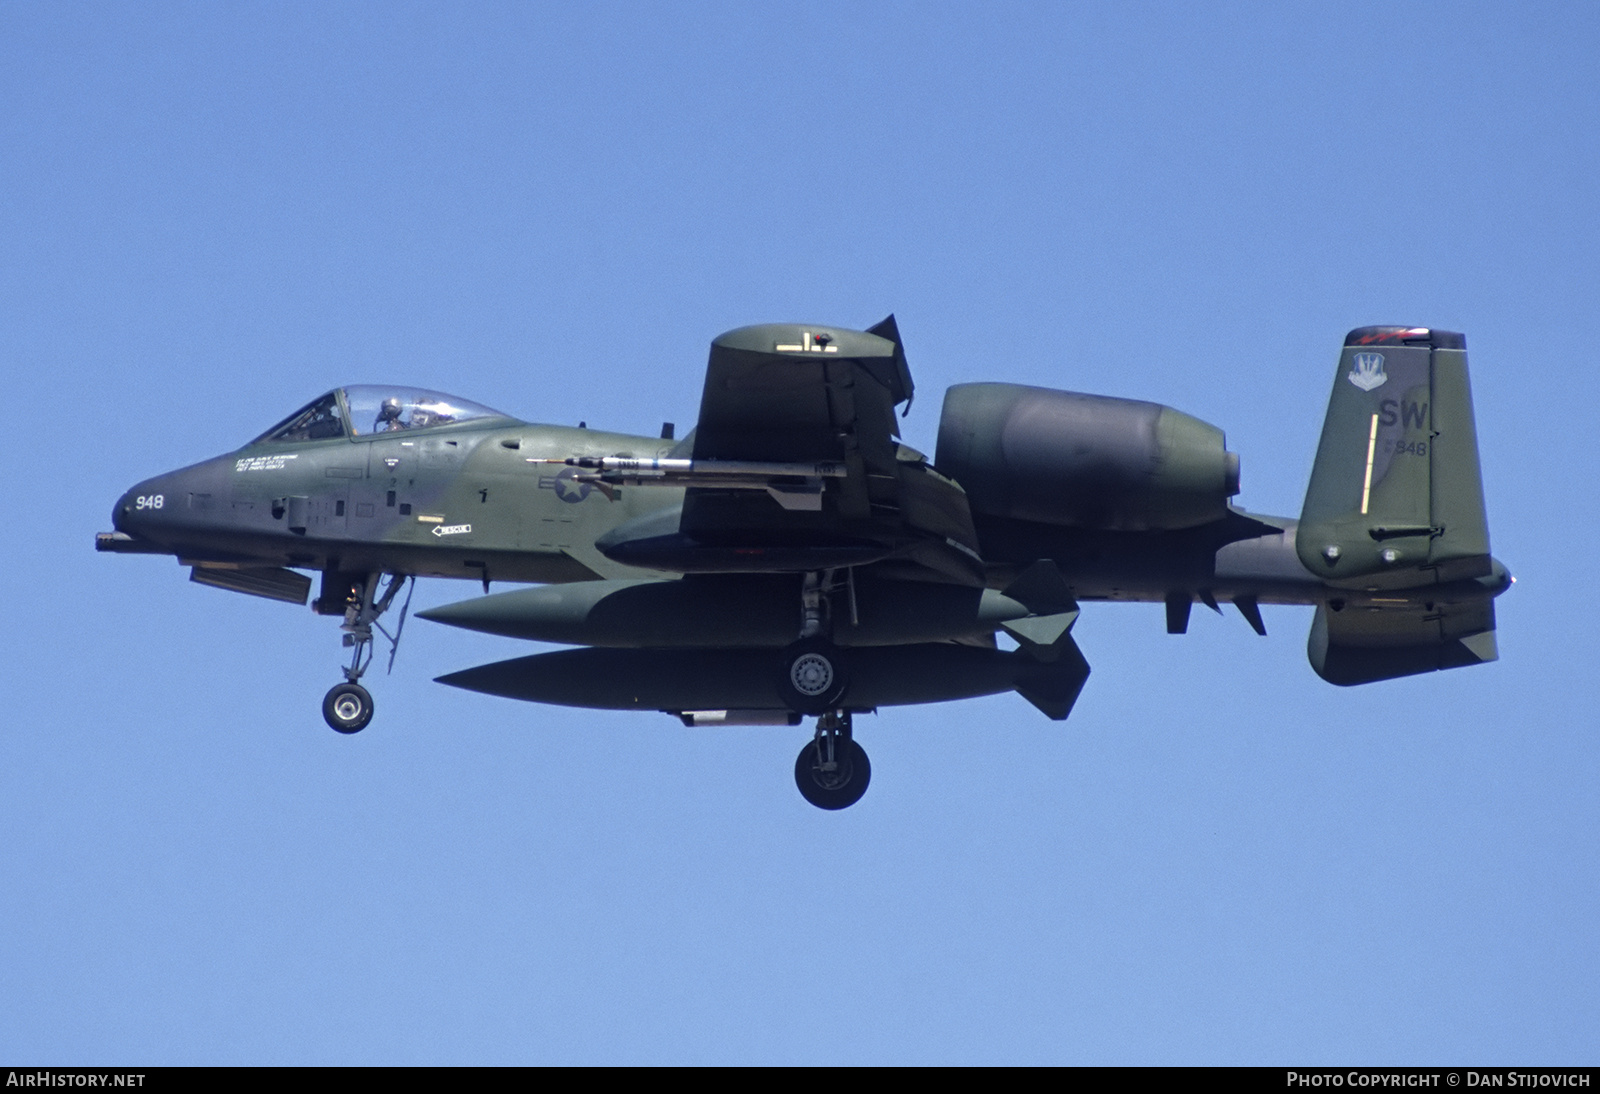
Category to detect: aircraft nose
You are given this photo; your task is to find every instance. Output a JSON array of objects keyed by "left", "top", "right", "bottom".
[
  {"left": 112, "top": 488, "right": 134, "bottom": 531},
  {"left": 112, "top": 457, "right": 230, "bottom": 539},
  {"left": 112, "top": 476, "right": 169, "bottom": 535}
]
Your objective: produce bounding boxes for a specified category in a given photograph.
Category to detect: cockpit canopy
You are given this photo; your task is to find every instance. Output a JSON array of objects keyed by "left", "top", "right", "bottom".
[{"left": 255, "top": 386, "right": 513, "bottom": 443}]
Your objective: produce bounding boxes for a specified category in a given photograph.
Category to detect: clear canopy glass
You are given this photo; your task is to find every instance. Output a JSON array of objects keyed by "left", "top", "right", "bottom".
[
  {"left": 256, "top": 391, "right": 347, "bottom": 443},
  {"left": 255, "top": 387, "right": 511, "bottom": 443},
  {"left": 343, "top": 386, "right": 511, "bottom": 436}
]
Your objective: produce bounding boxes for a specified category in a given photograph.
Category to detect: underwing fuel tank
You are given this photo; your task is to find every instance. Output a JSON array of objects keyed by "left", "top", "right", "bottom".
[
  {"left": 437, "top": 642, "right": 1090, "bottom": 720},
  {"left": 418, "top": 574, "right": 1034, "bottom": 648}
]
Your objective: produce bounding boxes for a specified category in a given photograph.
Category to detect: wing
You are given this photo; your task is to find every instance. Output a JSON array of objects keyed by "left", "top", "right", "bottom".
[
  {"left": 595, "top": 317, "right": 983, "bottom": 583},
  {"left": 690, "top": 316, "right": 911, "bottom": 465},
  {"left": 687, "top": 317, "right": 906, "bottom": 522}
]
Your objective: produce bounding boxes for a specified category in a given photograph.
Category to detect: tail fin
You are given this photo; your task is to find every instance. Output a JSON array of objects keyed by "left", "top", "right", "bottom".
[{"left": 1298, "top": 326, "right": 1501, "bottom": 684}]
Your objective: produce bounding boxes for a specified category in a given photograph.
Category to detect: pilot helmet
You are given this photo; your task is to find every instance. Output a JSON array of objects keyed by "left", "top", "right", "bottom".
[{"left": 377, "top": 397, "right": 403, "bottom": 422}]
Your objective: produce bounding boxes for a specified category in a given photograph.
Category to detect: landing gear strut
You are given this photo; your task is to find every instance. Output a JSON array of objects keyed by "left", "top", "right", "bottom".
[
  {"left": 794, "top": 711, "right": 871, "bottom": 810},
  {"left": 319, "top": 571, "right": 412, "bottom": 734}
]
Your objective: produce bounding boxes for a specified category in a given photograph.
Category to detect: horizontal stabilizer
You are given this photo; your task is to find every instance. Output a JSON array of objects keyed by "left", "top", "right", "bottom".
[{"left": 1308, "top": 600, "right": 1497, "bottom": 686}]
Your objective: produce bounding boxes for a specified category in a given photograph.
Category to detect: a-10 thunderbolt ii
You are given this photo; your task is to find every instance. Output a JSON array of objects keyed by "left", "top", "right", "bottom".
[{"left": 100, "top": 317, "right": 1510, "bottom": 809}]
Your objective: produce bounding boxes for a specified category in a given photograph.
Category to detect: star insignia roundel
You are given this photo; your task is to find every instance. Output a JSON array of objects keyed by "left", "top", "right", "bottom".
[{"left": 553, "top": 468, "right": 592, "bottom": 503}]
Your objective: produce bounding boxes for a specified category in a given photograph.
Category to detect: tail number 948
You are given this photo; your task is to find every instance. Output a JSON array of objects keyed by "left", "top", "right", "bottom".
[{"left": 135, "top": 494, "right": 165, "bottom": 510}]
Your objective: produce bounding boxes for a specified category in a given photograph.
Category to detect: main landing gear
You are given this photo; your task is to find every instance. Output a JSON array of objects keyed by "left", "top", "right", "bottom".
[
  {"left": 778, "top": 636, "right": 849, "bottom": 713},
  {"left": 781, "top": 570, "right": 870, "bottom": 809},
  {"left": 795, "top": 711, "right": 871, "bottom": 810},
  {"left": 318, "top": 571, "right": 412, "bottom": 734},
  {"left": 777, "top": 568, "right": 851, "bottom": 712}
]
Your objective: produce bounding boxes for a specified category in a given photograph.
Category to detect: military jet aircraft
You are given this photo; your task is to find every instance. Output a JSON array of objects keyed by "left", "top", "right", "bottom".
[{"left": 99, "top": 317, "right": 1509, "bottom": 809}]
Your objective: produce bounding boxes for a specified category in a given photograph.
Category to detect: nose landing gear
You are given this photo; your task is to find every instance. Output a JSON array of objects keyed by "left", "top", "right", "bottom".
[
  {"left": 318, "top": 571, "right": 412, "bottom": 734},
  {"left": 795, "top": 710, "right": 871, "bottom": 810}
]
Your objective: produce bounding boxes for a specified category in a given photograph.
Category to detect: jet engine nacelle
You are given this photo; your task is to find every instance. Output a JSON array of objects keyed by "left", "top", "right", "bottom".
[{"left": 934, "top": 383, "right": 1240, "bottom": 532}]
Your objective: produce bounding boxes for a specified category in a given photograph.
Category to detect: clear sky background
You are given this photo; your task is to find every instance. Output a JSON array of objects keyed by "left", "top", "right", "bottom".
[{"left": 2, "top": 1, "right": 1595, "bottom": 1065}]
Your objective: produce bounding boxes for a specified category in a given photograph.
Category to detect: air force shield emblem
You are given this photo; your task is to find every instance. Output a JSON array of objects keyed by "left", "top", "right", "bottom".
[{"left": 1347, "top": 352, "right": 1388, "bottom": 392}]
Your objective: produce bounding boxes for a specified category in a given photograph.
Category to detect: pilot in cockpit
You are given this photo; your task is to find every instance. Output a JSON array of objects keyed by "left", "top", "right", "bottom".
[{"left": 376, "top": 397, "right": 407, "bottom": 432}]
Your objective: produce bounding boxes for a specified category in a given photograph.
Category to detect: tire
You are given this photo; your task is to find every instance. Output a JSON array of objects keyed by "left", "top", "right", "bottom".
[
  {"left": 777, "top": 637, "right": 849, "bottom": 714},
  {"left": 322, "top": 682, "right": 374, "bottom": 734},
  {"left": 794, "top": 736, "right": 871, "bottom": 810}
]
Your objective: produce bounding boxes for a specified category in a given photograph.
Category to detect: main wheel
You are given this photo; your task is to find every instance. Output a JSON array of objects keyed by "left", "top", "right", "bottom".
[
  {"left": 777, "top": 637, "right": 849, "bottom": 714},
  {"left": 322, "top": 682, "right": 374, "bottom": 734},
  {"left": 794, "top": 735, "right": 871, "bottom": 810}
]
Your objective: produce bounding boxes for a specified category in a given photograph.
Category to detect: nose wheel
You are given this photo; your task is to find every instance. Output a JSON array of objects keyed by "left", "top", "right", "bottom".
[
  {"left": 323, "top": 682, "right": 374, "bottom": 734},
  {"left": 794, "top": 711, "right": 871, "bottom": 810}
]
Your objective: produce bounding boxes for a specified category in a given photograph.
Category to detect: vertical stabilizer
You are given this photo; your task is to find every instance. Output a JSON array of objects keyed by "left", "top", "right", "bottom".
[
  {"left": 1298, "top": 327, "right": 1502, "bottom": 685},
  {"left": 1298, "top": 327, "right": 1491, "bottom": 586}
]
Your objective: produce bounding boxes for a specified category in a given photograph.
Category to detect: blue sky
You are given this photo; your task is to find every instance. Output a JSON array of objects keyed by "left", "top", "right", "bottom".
[{"left": 2, "top": 1, "right": 1595, "bottom": 1064}]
